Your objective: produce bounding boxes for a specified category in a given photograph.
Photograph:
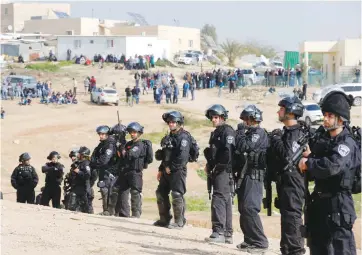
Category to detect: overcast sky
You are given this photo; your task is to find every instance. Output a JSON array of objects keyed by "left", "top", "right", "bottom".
[{"left": 13, "top": 0, "right": 362, "bottom": 51}]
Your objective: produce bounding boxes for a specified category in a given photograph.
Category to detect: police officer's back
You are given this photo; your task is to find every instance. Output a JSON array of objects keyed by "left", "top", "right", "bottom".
[
  {"left": 41, "top": 151, "right": 64, "bottom": 208},
  {"left": 298, "top": 91, "right": 360, "bottom": 255},
  {"left": 234, "top": 105, "right": 269, "bottom": 251},
  {"left": 204, "top": 104, "right": 235, "bottom": 244},
  {"left": 11, "top": 153, "right": 38, "bottom": 204}
]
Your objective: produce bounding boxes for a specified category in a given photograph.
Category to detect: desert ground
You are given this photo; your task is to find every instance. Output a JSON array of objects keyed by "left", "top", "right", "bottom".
[{"left": 1, "top": 62, "right": 361, "bottom": 254}]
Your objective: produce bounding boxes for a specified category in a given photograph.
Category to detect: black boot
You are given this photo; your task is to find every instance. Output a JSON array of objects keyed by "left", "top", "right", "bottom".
[
  {"left": 100, "top": 187, "right": 110, "bottom": 216},
  {"left": 108, "top": 186, "right": 119, "bottom": 216},
  {"left": 154, "top": 191, "right": 172, "bottom": 227},
  {"left": 168, "top": 194, "right": 185, "bottom": 229},
  {"left": 205, "top": 232, "right": 225, "bottom": 243},
  {"left": 130, "top": 190, "right": 142, "bottom": 218}
]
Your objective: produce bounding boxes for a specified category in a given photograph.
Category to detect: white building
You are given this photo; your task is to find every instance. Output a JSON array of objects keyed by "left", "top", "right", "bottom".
[{"left": 56, "top": 35, "right": 170, "bottom": 61}]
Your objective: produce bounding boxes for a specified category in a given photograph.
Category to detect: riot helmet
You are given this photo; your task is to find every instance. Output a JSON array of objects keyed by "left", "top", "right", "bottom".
[
  {"left": 278, "top": 96, "right": 304, "bottom": 120},
  {"left": 205, "top": 104, "right": 229, "bottom": 120}
]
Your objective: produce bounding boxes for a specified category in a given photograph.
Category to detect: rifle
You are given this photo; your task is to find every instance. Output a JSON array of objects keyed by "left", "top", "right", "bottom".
[
  {"left": 263, "top": 130, "right": 273, "bottom": 216},
  {"left": 229, "top": 170, "right": 235, "bottom": 205},
  {"left": 204, "top": 145, "right": 214, "bottom": 200}
]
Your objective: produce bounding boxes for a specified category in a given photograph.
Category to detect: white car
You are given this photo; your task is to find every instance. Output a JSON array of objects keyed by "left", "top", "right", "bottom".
[
  {"left": 177, "top": 53, "right": 197, "bottom": 65},
  {"left": 313, "top": 83, "right": 362, "bottom": 106},
  {"left": 300, "top": 101, "right": 324, "bottom": 126},
  {"left": 91, "top": 87, "right": 119, "bottom": 106}
]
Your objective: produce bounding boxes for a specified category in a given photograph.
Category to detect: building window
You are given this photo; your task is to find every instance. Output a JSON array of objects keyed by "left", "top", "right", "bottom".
[
  {"left": 107, "top": 39, "right": 114, "bottom": 48},
  {"left": 4, "top": 8, "right": 8, "bottom": 15},
  {"left": 74, "top": 40, "right": 81, "bottom": 49},
  {"left": 188, "top": 40, "right": 193, "bottom": 48},
  {"left": 90, "top": 40, "right": 94, "bottom": 44},
  {"left": 66, "top": 30, "right": 74, "bottom": 35},
  {"left": 178, "top": 38, "right": 182, "bottom": 44}
]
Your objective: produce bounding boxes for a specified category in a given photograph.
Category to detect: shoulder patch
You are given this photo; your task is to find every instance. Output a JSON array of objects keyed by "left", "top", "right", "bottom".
[
  {"left": 226, "top": 135, "right": 234, "bottom": 144},
  {"left": 338, "top": 144, "right": 350, "bottom": 157},
  {"left": 86, "top": 166, "right": 90, "bottom": 171},
  {"left": 132, "top": 146, "right": 139, "bottom": 152},
  {"left": 181, "top": 139, "right": 188, "bottom": 147},
  {"left": 252, "top": 134, "right": 260, "bottom": 143},
  {"left": 106, "top": 149, "right": 112, "bottom": 156},
  {"left": 292, "top": 141, "right": 300, "bottom": 153}
]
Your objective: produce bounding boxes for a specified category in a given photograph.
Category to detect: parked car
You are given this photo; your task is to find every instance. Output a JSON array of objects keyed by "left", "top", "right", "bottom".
[
  {"left": 91, "top": 87, "right": 119, "bottom": 106},
  {"left": 313, "top": 83, "right": 362, "bottom": 106},
  {"left": 5, "top": 75, "right": 37, "bottom": 90},
  {"left": 299, "top": 101, "right": 324, "bottom": 126},
  {"left": 177, "top": 53, "right": 197, "bottom": 65}
]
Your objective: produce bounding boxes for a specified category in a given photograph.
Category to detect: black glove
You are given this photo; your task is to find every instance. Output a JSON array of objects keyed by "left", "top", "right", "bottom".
[{"left": 271, "top": 128, "right": 282, "bottom": 137}]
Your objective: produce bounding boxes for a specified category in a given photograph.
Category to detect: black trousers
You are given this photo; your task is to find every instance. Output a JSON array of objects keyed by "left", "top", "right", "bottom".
[
  {"left": 279, "top": 171, "right": 305, "bottom": 255},
  {"left": 41, "top": 185, "right": 61, "bottom": 208},
  {"left": 17, "top": 187, "right": 35, "bottom": 204},
  {"left": 211, "top": 169, "right": 233, "bottom": 236},
  {"left": 117, "top": 170, "right": 143, "bottom": 217},
  {"left": 237, "top": 175, "right": 268, "bottom": 247}
]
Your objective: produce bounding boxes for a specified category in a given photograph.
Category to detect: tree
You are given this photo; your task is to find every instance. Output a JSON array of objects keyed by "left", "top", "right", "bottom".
[
  {"left": 241, "top": 41, "right": 277, "bottom": 59},
  {"left": 201, "top": 24, "right": 218, "bottom": 44},
  {"left": 220, "top": 39, "right": 244, "bottom": 67}
]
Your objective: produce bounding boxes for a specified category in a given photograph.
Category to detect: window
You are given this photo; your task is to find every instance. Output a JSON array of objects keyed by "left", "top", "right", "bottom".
[
  {"left": 353, "top": 86, "right": 362, "bottom": 91},
  {"left": 90, "top": 40, "right": 94, "bottom": 44},
  {"left": 74, "top": 40, "right": 81, "bottom": 49},
  {"left": 4, "top": 8, "right": 8, "bottom": 15},
  {"left": 107, "top": 39, "right": 114, "bottom": 48},
  {"left": 178, "top": 38, "right": 182, "bottom": 44},
  {"left": 305, "top": 104, "right": 321, "bottom": 111},
  {"left": 66, "top": 30, "right": 74, "bottom": 35},
  {"left": 342, "top": 86, "right": 353, "bottom": 92},
  {"left": 188, "top": 40, "right": 193, "bottom": 48}
]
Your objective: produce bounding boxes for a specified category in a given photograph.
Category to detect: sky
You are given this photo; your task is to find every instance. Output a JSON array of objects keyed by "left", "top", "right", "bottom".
[{"left": 11, "top": 1, "right": 362, "bottom": 51}]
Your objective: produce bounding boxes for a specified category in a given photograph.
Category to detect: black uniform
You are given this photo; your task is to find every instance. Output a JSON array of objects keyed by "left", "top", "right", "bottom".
[
  {"left": 68, "top": 160, "right": 91, "bottom": 213},
  {"left": 206, "top": 124, "right": 235, "bottom": 239},
  {"left": 90, "top": 136, "right": 117, "bottom": 214},
  {"left": 11, "top": 164, "right": 38, "bottom": 203},
  {"left": 88, "top": 166, "right": 98, "bottom": 214},
  {"left": 41, "top": 162, "right": 64, "bottom": 208},
  {"left": 270, "top": 124, "right": 306, "bottom": 255},
  {"left": 155, "top": 129, "right": 191, "bottom": 228},
  {"left": 117, "top": 139, "right": 145, "bottom": 218},
  {"left": 235, "top": 125, "right": 269, "bottom": 248}
]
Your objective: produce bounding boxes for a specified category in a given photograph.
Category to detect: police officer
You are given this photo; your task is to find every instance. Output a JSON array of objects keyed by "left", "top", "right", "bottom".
[
  {"left": 68, "top": 146, "right": 92, "bottom": 213},
  {"left": 204, "top": 104, "right": 235, "bottom": 243},
  {"left": 269, "top": 96, "right": 306, "bottom": 255},
  {"left": 235, "top": 105, "right": 269, "bottom": 251},
  {"left": 41, "top": 151, "right": 65, "bottom": 208},
  {"left": 108, "top": 123, "right": 127, "bottom": 215},
  {"left": 90, "top": 125, "right": 117, "bottom": 216},
  {"left": 11, "top": 153, "right": 39, "bottom": 204},
  {"left": 154, "top": 111, "right": 191, "bottom": 229},
  {"left": 298, "top": 91, "right": 359, "bottom": 255},
  {"left": 63, "top": 149, "right": 79, "bottom": 209},
  {"left": 117, "top": 122, "right": 146, "bottom": 218}
]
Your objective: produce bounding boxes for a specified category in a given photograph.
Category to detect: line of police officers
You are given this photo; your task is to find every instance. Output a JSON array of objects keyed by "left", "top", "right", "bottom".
[{"left": 10, "top": 89, "right": 360, "bottom": 255}]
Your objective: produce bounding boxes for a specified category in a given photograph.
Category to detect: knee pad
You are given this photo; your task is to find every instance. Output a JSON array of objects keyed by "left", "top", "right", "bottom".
[{"left": 171, "top": 191, "right": 182, "bottom": 199}]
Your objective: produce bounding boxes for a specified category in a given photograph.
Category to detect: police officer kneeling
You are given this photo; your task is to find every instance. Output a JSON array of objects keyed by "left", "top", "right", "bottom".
[
  {"left": 235, "top": 105, "right": 269, "bottom": 251},
  {"left": 204, "top": 104, "right": 235, "bottom": 243},
  {"left": 154, "top": 111, "right": 193, "bottom": 229},
  {"left": 68, "top": 146, "right": 92, "bottom": 213},
  {"left": 11, "top": 153, "right": 39, "bottom": 204},
  {"left": 298, "top": 91, "right": 360, "bottom": 255}
]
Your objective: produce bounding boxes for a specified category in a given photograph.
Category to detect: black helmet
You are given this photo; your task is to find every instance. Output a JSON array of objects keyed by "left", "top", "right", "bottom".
[
  {"left": 278, "top": 96, "right": 304, "bottom": 119},
  {"left": 47, "top": 151, "right": 61, "bottom": 160},
  {"left": 126, "top": 122, "right": 144, "bottom": 134},
  {"left": 205, "top": 104, "right": 229, "bottom": 120},
  {"left": 19, "top": 152, "right": 31, "bottom": 162},
  {"left": 240, "top": 105, "right": 263, "bottom": 122},
  {"left": 78, "top": 146, "right": 91, "bottom": 157},
  {"left": 110, "top": 123, "right": 127, "bottom": 137},
  {"left": 162, "top": 111, "right": 184, "bottom": 124},
  {"left": 320, "top": 90, "right": 353, "bottom": 122},
  {"left": 96, "top": 125, "right": 110, "bottom": 134},
  {"left": 69, "top": 149, "right": 78, "bottom": 158}
]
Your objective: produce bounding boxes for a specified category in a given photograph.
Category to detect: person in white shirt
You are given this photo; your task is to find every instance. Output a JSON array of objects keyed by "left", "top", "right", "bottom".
[{"left": 73, "top": 78, "right": 77, "bottom": 95}]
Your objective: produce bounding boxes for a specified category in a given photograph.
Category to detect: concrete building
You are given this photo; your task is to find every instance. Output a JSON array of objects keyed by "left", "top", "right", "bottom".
[
  {"left": 111, "top": 25, "right": 201, "bottom": 58},
  {"left": 300, "top": 37, "right": 361, "bottom": 84},
  {"left": 56, "top": 35, "right": 170, "bottom": 61},
  {"left": 1, "top": 2, "right": 70, "bottom": 33}
]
